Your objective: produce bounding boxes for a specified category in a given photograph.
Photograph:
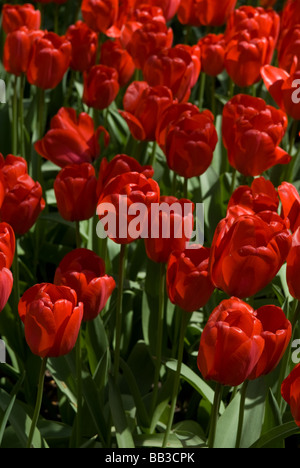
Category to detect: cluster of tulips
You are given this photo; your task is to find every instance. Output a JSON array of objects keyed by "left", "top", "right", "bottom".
[{"left": 0, "top": 0, "right": 300, "bottom": 450}]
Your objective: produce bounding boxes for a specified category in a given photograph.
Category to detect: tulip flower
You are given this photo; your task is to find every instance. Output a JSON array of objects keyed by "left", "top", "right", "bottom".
[
  {"left": 100, "top": 39, "right": 135, "bottom": 87},
  {"left": 0, "top": 154, "right": 28, "bottom": 192},
  {"left": 281, "top": 363, "right": 300, "bottom": 427},
  {"left": 178, "top": 0, "right": 237, "bottom": 27},
  {"left": 166, "top": 245, "right": 215, "bottom": 312},
  {"left": 278, "top": 182, "right": 300, "bottom": 234},
  {"left": 81, "top": 0, "right": 119, "bottom": 35},
  {"left": 3, "top": 27, "right": 44, "bottom": 77},
  {"left": 134, "top": 0, "right": 180, "bottom": 22},
  {"left": 156, "top": 103, "right": 218, "bottom": 179},
  {"left": 2, "top": 3, "right": 41, "bottom": 34},
  {"left": 144, "top": 196, "right": 195, "bottom": 264},
  {"left": 222, "top": 94, "right": 291, "bottom": 177},
  {"left": 286, "top": 227, "right": 300, "bottom": 300},
  {"left": 119, "top": 81, "right": 174, "bottom": 142},
  {"left": 197, "top": 297, "right": 265, "bottom": 387},
  {"left": 83, "top": 65, "right": 120, "bottom": 110},
  {"left": 97, "top": 154, "right": 154, "bottom": 197},
  {"left": 277, "top": 25, "right": 300, "bottom": 74},
  {"left": 261, "top": 62, "right": 300, "bottom": 121},
  {"left": 54, "top": 163, "right": 98, "bottom": 222},
  {"left": 18, "top": 283, "right": 83, "bottom": 358},
  {"left": 97, "top": 172, "right": 160, "bottom": 244},
  {"left": 0, "top": 258, "right": 13, "bottom": 313},
  {"left": 34, "top": 107, "right": 109, "bottom": 168},
  {"left": 66, "top": 21, "right": 98, "bottom": 73},
  {"left": 198, "top": 34, "right": 226, "bottom": 77},
  {"left": 0, "top": 222, "right": 16, "bottom": 270},
  {"left": 209, "top": 210, "right": 292, "bottom": 299},
  {"left": 247, "top": 305, "right": 292, "bottom": 380},
  {"left": 143, "top": 47, "right": 196, "bottom": 103},
  {"left": 54, "top": 248, "right": 116, "bottom": 321}
]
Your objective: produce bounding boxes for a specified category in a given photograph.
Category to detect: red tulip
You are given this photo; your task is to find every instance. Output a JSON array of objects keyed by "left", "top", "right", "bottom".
[
  {"left": 133, "top": 0, "right": 180, "bottom": 22},
  {"left": 198, "top": 34, "right": 225, "bottom": 77},
  {"left": 66, "top": 21, "right": 98, "bottom": 73},
  {"left": 277, "top": 25, "right": 300, "bottom": 74},
  {"left": 178, "top": 0, "right": 238, "bottom": 27},
  {"left": 156, "top": 103, "right": 218, "bottom": 179},
  {"left": 54, "top": 248, "right": 116, "bottom": 321},
  {"left": 260, "top": 0, "right": 276, "bottom": 6},
  {"left": 18, "top": 283, "right": 83, "bottom": 358},
  {"left": 83, "top": 65, "right": 120, "bottom": 110},
  {"left": 54, "top": 163, "right": 98, "bottom": 222},
  {"left": 143, "top": 47, "right": 196, "bottom": 103},
  {"left": 281, "top": 363, "right": 300, "bottom": 428},
  {"left": 3, "top": 27, "right": 44, "bottom": 77},
  {"left": 144, "top": 196, "right": 195, "bottom": 263},
  {"left": 222, "top": 94, "right": 291, "bottom": 177},
  {"left": 97, "top": 172, "right": 160, "bottom": 244},
  {"left": 81, "top": 0, "right": 119, "bottom": 35},
  {"left": 0, "top": 222, "right": 16, "bottom": 270},
  {"left": 280, "top": 0, "right": 300, "bottom": 34},
  {"left": 27, "top": 32, "right": 72, "bottom": 90},
  {"left": 100, "top": 39, "right": 135, "bottom": 87},
  {"left": 97, "top": 154, "right": 154, "bottom": 197},
  {"left": 261, "top": 63, "right": 300, "bottom": 120},
  {"left": 0, "top": 154, "right": 27, "bottom": 192},
  {"left": 228, "top": 177, "right": 279, "bottom": 217},
  {"left": 286, "top": 227, "right": 300, "bottom": 300},
  {"left": 166, "top": 245, "right": 215, "bottom": 312},
  {"left": 197, "top": 297, "right": 265, "bottom": 387},
  {"left": 209, "top": 210, "right": 292, "bottom": 299},
  {"left": 0, "top": 257, "right": 13, "bottom": 314},
  {"left": 2, "top": 3, "right": 41, "bottom": 34},
  {"left": 119, "top": 81, "right": 174, "bottom": 142},
  {"left": 224, "top": 6, "right": 280, "bottom": 87},
  {"left": 34, "top": 107, "right": 109, "bottom": 168},
  {"left": 247, "top": 305, "right": 292, "bottom": 380},
  {"left": 278, "top": 182, "right": 300, "bottom": 234}
]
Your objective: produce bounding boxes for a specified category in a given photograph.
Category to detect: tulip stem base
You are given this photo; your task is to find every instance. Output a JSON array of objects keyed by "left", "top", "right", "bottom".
[
  {"left": 113, "top": 244, "right": 127, "bottom": 382},
  {"left": 207, "top": 382, "right": 223, "bottom": 448},
  {"left": 26, "top": 357, "right": 47, "bottom": 448},
  {"left": 235, "top": 380, "right": 249, "bottom": 448}
]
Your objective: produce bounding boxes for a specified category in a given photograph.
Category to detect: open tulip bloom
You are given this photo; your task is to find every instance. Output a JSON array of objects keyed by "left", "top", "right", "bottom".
[{"left": 1, "top": 0, "right": 300, "bottom": 451}]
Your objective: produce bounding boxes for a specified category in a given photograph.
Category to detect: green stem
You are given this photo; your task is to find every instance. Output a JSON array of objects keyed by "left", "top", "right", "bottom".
[
  {"left": 151, "top": 263, "right": 166, "bottom": 416},
  {"left": 113, "top": 244, "right": 127, "bottom": 382},
  {"left": 183, "top": 178, "right": 188, "bottom": 199},
  {"left": 149, "top": 141, "right": 157, "bottom": 169},
  {"left": 162, "top": 310, "right": 190, "bottom": 448},
  {"left": 75, "top": 221, "right": 81, "bottom": 249},
  {"left": 75, "top": 329, "right": 83, "bottom": 448},
  {"left": 230, "top": 169, "right": 237, "bottom": 196},
  {"left": 12, "top": 75, "right": 18, "bottom": 154},
  {"left": 198, "top": 73, "right": 206, "bottom": 111},
  {"left": 26, "top": 357, "right": 47, "bottom": 448},
  {"left": 235, "top": 380, "right": 249, "bottom": 448},
  {"left": 211, "top": 76, "right": 216, "bottom": 116},
  {"left": 207, "top": 382, "right": 223, "bottom": 448},
  {"left": 18, "top": 74, "right": 25, "bottom": 159}
]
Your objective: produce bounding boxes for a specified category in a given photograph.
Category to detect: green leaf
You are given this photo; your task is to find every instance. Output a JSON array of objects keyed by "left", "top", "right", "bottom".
[
  {"left": 0, "top": 371, "right": 26, "bottom": 446},
  {"left": 251, "top": 421, "right": 300, "bottom": 448},
  {"left": 108, "top": 375, "right": 135, "bottom": 449},
  {"left": 134, "top": 433, "right": 183, "bottom": 448}
]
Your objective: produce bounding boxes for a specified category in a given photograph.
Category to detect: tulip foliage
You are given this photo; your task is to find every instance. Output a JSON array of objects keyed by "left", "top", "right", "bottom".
[{"left": 0, "top": 0, "right": 300, "bottom": 451}]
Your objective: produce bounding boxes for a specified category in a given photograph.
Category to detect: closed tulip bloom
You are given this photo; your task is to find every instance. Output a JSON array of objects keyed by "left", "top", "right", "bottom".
[
  {"left": 280, "top": 0, "right": 300, "bottom": 33},
  {"left": 222, "top": 94, "right": 291, "bottom": 177},
  {"left": 97, "top": 172, "right": 160, "bottom": 244},
  {"left": 3, "top": 27, "right": 44, "bottom": 77},
  {"left": 278, "top": 182, "right": 300, "bottom": 234},
  {"left": 198, "top": 34, "right": 226, "bottom": 77},
  {"left": 27, "top": 32, "right": 72, "bottom": 90},
  {"left": 0, "top": 257, "right": 13, "bottom": 313},
  {"left": 18, "top": 283, "right": 83, "bottom": 358},
  {"left": 166, "top": 245, "right": 215, "bottom": 312},
  {"left": 54, "top": 248, "right": 116, "bottom": 321},
  {"left": 228, "top": 177, "right": 279, "bottom": 217},
  {"left": 54, "top": 163, "right": 98, "bottom": 222},
  {"left": 66, "top": 21, "right": 98, "bottom": 72},
  {"left": 81, "top": 0, "right": 119, "bottom": 35},
  {"left": 178, "top": 0, "right": 237, "bottom": 27},
  {"left": 133, "top": 0, "right": 180, "bottom": 22},
  {"left": 0, "top": 173, "right": 45, "bottom": 236},
  {"left": 286, "top": 227, "right": 300, "bottom": 300},
  {"left": 281, "top": 364, "right": 300, "bottom": 428},
  {"left": 34, "top": 107, "right": 109, "bottom": 168},
  {"left": 83, "top": 65, "right": 120, "bottom": 110},
  {"left": 197, "top": 298, "right": 265, "bottom": 387},
  {"left": 0, "top": 222, "right": 16, "bottom": 270},
  {"left": 97, "top": 154, "right": 154, "bottom": 197},
  {"left": 0, "top": 154, "right": 28, "bottom": 191},
  {"left": 209, "top": 210, "right": 292, "bottom": 299},
  {"left": 248, "top": 305, "right": 292, "bottom": 380},
  {"left": 2, "top": 3, "right": 41, "bottom": 34},
  {"left": 156, "top": 103, "right": 218, "bottom": 179},
  {"left": 261, "top": 63, "right": 300, "bottom": 121},
  {"left": 144, "top": 196, "right": 194, "bottom": 263},
  {"left": 143, "top": 47, "right": 196, "bottom": 103},
  {"left": 119, "top": 81, "right": 174, "bottom": 142},
  {"left": 100, "top": 39, "right": 135, "bottom": 87},
  {"left": 277, "top": 25, "right": 300, "bottom": 74}
]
